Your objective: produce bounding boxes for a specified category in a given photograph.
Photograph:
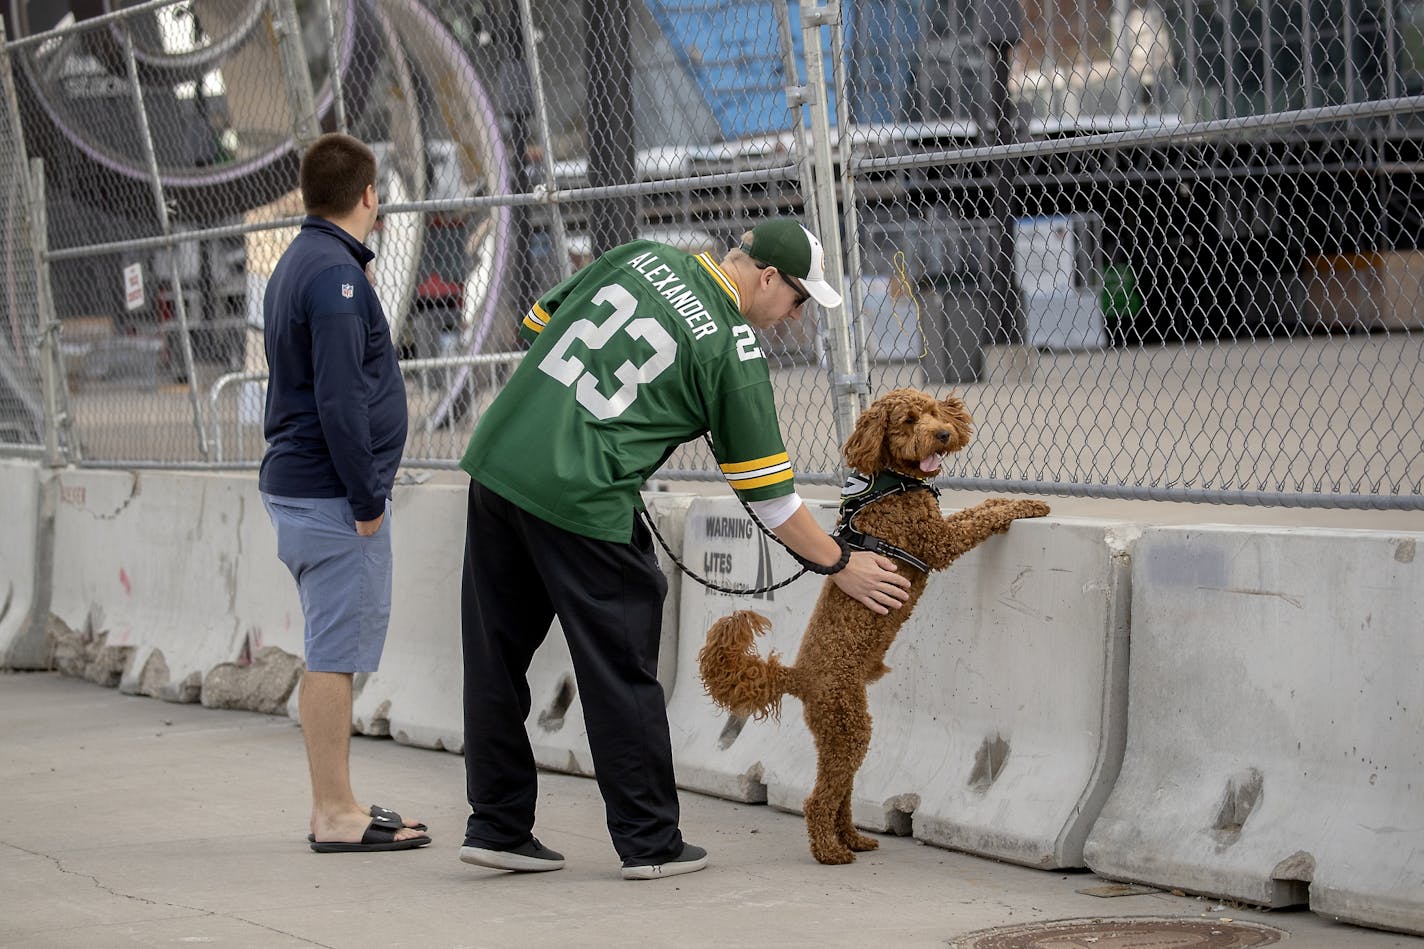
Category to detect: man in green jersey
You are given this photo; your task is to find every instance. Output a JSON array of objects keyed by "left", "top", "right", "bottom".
[{"left": 457, "top": 218, "right": 912, "bottom": 880}]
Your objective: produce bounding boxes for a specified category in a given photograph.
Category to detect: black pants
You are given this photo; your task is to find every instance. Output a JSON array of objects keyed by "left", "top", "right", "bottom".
[{"left": 461, "top": 480, "right": 683, "bottom": 862}]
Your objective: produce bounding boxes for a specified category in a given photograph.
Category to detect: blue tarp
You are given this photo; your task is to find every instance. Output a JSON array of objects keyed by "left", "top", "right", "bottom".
[{"left": 643, "top": 0, "right": 895, "bottom": 137}]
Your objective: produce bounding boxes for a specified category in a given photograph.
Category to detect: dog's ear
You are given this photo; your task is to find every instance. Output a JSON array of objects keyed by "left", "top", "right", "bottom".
[
  {"left": 843, "top": 400, "right": 892, "bottom": 474},
  {"left": 939, "top": 394, "right": 974, "bottom": 449}
]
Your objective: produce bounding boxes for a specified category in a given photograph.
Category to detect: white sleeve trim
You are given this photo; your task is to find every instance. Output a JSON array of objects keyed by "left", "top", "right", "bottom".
[{"left": 747, "top": 492, "right": 803, "bottom": 530}]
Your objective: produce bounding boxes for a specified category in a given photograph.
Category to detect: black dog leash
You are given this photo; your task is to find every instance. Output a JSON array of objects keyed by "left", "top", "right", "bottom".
[
  {"left": 639, "top": 499, "right": 811, "bottom": 596},
  {"left": 639, "top": 436, "right": 850, "bottom": 596},
  {"left": 641, "top": 439, "right": 937, "bottom": 594}
]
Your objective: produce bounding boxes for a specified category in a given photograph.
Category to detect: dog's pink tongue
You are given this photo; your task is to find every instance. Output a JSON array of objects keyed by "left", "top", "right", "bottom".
[{"left": 920, "top": 453, "right": 943, "bottom": 473}]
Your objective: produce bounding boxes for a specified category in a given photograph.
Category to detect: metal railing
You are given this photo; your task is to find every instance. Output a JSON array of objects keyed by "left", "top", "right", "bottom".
[{"left": 207, "top": 350, "right": 526, "bottom": 465}]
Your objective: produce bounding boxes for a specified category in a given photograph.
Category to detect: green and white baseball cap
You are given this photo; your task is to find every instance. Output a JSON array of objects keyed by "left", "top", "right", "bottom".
[{"left": 740, "top": 218, "right": 843, "bottom": 308}]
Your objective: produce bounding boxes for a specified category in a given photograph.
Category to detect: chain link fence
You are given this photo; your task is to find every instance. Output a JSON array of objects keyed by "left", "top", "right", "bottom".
[
  {"left": 843, "top": 0, "right": 1424, "bottom": 503},
  {"left": 0, "top": 20, "right": 46, "bottom": 456},
  {"left": 0, "top": 0, "right": 1420, "bottom": 507}
]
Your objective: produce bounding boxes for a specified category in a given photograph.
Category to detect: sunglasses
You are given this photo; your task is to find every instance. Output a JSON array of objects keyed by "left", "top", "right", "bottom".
[{"left": 763, "top": 265, "right": 810, "bottom": 308}]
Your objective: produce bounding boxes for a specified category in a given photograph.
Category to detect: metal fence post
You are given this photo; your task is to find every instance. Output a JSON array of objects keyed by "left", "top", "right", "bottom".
[
  {"left": 774, "top": 2, "right": 820, "bottom": 241},
  {"left": 272, "top": 0, "right": 322, "bottom": 148},
  {"left": 0, "top": 11, "right": 74, "bottom": 465},
  {"left": 978, "top": 0, "right": 1026, "bottom": 348},
  {"left": 520, "top": 0, "right": 573, "bottom": 282},
  {"left": 323, "top": 0, "right": 348, "bottom": 134},
  {"left": 585, "top": 0, "right": 638, "bottom": 255},
  {"left": 800, "top": 0, "right": 863, "bottom": 454},
  {"left": 0, "top": 19, "right": 43, "bottom": 459},
  {"left": 29, "top": 160, "right": 73, "bottom": 466},
  {"left": 118, "top": 17, "right": 209, "bottom": 460},
  {"left": 825, "top": 5, "right": 870, "bottom": 406}
]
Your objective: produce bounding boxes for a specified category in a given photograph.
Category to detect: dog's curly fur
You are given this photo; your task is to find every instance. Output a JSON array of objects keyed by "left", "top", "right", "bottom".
[{"left": 698, "top": 389, "right": 1050, "bottom": 865}]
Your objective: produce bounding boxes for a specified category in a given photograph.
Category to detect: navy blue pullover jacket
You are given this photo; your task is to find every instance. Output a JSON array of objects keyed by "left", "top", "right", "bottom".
[{"left": 259, "top": 216, "right": 407, "bottom": 521}]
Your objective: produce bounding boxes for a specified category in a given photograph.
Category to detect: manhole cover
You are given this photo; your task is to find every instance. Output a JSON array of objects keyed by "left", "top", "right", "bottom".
[{"left": 951, "top": 916, "right": 1286, "bottom": 948}]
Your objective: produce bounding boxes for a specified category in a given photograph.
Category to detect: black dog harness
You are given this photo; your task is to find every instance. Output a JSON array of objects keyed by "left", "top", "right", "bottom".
[{"left": 833, "top": 470, "right": 939, "bottom": 574}]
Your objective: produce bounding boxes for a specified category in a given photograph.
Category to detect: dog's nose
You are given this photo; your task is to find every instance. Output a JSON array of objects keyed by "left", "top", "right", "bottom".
[{"left": 935, "top": 430, "right": 951, "bottom": 444}]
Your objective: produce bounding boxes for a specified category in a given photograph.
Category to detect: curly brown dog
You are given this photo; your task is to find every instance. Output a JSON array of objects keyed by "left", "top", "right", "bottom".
[{"left": 698, "top": 389, "right": 1050, "bottom": 865}]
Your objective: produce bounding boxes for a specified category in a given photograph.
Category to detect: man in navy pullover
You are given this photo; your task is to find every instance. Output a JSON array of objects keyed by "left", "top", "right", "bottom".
[{"left": 260, "top": 133, "right": 427, "bottom": 853}]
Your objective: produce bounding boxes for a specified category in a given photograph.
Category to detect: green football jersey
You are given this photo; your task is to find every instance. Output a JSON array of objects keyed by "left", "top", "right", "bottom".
[{"left": 461, "top": 240, "right": 796, "bottom": 543}]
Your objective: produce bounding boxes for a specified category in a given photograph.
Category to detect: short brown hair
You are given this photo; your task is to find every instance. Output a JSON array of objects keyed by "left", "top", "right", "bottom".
[{"left": 299, "top": 133, "right": 376, "bottom": 218}]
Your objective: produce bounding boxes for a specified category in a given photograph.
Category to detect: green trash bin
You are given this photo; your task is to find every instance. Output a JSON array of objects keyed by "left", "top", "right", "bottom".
[{"left": 1101, "top": 263, "right": 1142, "bottom": 341}]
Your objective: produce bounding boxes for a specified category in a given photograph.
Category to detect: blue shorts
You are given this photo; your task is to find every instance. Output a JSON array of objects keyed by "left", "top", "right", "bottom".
[{"left": 261, "top": 493, "right": 393, "bottom": 673}]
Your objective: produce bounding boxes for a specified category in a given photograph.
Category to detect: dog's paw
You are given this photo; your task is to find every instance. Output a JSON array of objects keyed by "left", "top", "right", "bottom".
[
  {"left": 983, "top": 497, "right": 1049, "bottom": 517},
  {"left": 810, "top": 842, "right": 857, "bottom": 865},
  {"left": 843, "top": 830, "right": 880, "bottom": 853}
]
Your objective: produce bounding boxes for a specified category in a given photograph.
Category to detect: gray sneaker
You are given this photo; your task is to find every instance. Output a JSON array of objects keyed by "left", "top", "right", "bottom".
[
  {"left": 460, "top": 836, "right": 565, "bottom": 872},
  {"left": 620, "top": 843, "right": 709, "bottom": 880}
]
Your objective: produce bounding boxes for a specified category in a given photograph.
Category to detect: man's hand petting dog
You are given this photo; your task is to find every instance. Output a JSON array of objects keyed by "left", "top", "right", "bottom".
[{"left": 831, "top": 552, "right": 910, "bottom": 614}]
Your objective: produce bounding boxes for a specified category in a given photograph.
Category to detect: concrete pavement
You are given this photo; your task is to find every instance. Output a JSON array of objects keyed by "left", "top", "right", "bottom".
[{"left": 2, "top": 672, "right": 1417, "bottom": 949}]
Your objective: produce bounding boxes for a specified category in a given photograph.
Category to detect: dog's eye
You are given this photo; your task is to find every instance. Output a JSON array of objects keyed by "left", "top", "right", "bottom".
[{"left": 903, "top": 414, "right": 917, "bottom": 425}]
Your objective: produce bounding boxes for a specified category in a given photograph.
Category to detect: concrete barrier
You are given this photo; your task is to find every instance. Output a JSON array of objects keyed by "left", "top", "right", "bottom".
[
  {"left": 40, "top": 470, "right": 693, "bottom": 764},
  {"left": 874, "top": 517, "right": 1131, "bottom": 868},
  {"left": 347, "top": 480, "right": 465, "bottom": 750},
  {"left": 0, "top": 459, "right": 48, "bottom": 669},
  {"left": 667, "top": 497, "right": 1126, "bottom": 869},
  {"left": 346, "top": 487, "right": 692, "bottom": 768},
  {"left": 26, "top": 465, "right": 1424, "bottom": 934},
  {"left": 346, "top": 485, "right": 690, "bottom": 785},
  {"left": 667, "top": 496, "right": 831, "bottom": 803},
  {"left": 381, "top": 481, "right": 615, "bottom": 769},
  {"left": 1083, "top": 525, "right": 1424, "bottom": 936},
  {"left": 345, "top": 485, "right": 696, "bottom": 762},
  {"left": 46, "top": 469, "right": 303, "bottom": 704},
  {"left": 525, "top": 492, "right": 693, "bottom": 777}
]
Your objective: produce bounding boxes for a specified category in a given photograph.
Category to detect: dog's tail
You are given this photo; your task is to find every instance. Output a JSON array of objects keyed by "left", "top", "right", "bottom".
[{"left": 698, "top": 610, "right": 801, "bottom": 721}]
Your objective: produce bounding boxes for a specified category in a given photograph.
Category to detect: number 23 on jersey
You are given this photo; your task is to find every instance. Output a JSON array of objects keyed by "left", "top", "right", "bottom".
[{"left": 537, "top": 281, "right": 763, "bottom": 421}]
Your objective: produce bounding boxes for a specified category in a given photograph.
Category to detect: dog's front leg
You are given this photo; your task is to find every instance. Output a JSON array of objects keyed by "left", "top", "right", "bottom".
[{"left": 923, "top": 498, "right": 1050, "bottom": 569}]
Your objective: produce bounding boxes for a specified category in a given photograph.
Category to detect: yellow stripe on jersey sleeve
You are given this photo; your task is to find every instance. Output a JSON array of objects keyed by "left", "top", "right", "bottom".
[
  {"left": 729, "top": 469, "right": 795, "bottom": 491},
  {"left": 523, "top": 302, "right": 550, "bottom": 334},
  {"left": 720, "top": 451, "right": 789, "bottom": 474},
  {"left": 720, "top": 452, "right": 793, "bottom": 492}
]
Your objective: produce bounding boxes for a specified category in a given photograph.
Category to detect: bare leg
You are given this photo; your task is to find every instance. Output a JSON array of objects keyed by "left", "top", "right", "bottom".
[{"left": 302, "top": 671, "right": 424, "bottom": 843}]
